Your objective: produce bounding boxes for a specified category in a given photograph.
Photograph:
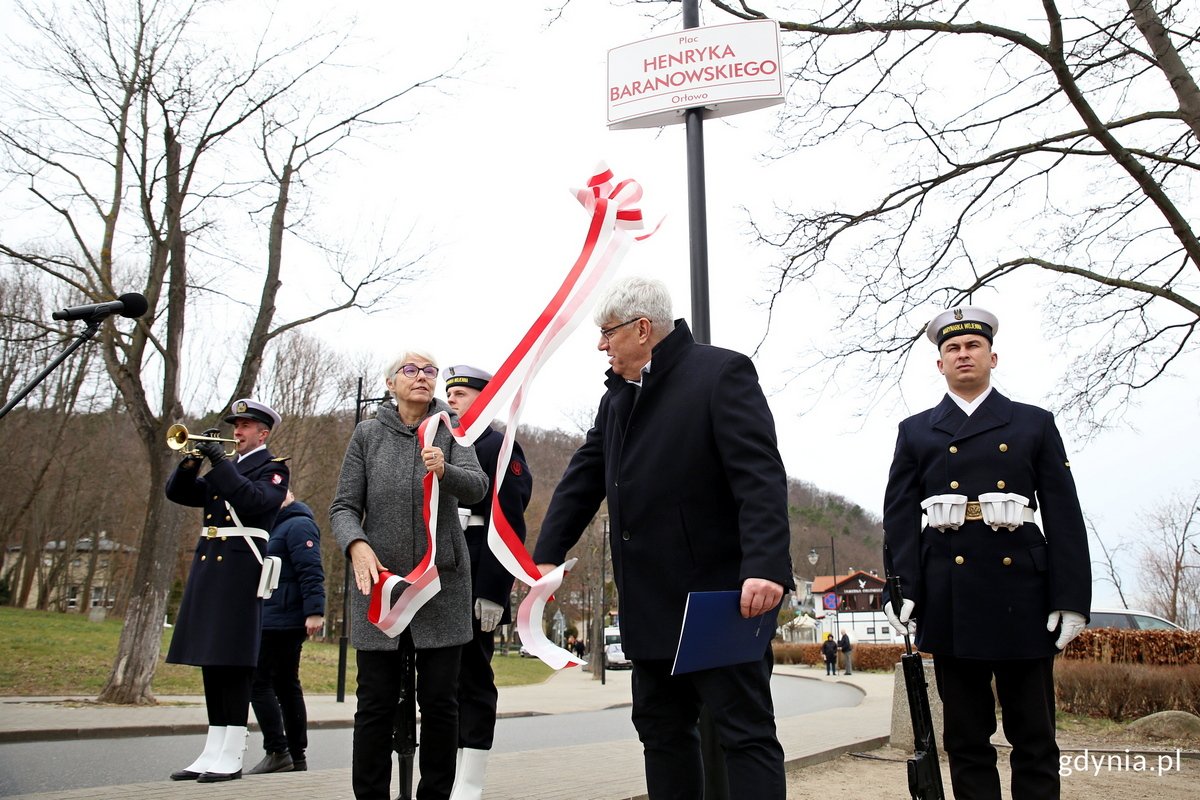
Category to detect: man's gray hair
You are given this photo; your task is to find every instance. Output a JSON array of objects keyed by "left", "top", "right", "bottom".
[
  {"left": 593, "top": 276, "right": 674, "bottom": 331},
  {"left": 384, "top": 350, "right": 438, "bottom": 383}
]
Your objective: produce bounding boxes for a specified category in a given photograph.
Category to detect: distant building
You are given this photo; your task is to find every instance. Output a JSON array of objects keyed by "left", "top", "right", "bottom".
[
  {"left": 809, "top": 569, "right": 895, "bottom": 644},
  {"left": 4, "top": 532, "right": 137, "bottom": 613}
]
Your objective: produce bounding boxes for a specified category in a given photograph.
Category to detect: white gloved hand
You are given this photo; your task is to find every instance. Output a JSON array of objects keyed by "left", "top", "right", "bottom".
[
  {"left": 885, "top": 599, "right": 918, "bottom": 637},
  {"left": 475, "top": 598, "right": 504, "bottom": 633},
  {"left": 1047, "top": 609, "right": 1087, "bottom": 650}
]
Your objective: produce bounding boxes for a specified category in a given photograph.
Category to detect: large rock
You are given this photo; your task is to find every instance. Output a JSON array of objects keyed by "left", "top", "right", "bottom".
[
  {"left": 891, "top": 659, "right": 945, "bottom": 752},
  {"left": 1126, "top": 710, "right": 1200, "bottom": 741}
]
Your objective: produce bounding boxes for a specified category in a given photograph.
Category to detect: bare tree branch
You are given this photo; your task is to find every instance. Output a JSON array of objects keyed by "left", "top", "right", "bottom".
[{"left": 702, "top": 0, "right": 1200, "bottom": 433}]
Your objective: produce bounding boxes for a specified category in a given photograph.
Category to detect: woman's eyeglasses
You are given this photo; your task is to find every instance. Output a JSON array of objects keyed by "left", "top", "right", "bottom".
[{"left": 397, "top": 364, "right": 438, "bottom": 379}]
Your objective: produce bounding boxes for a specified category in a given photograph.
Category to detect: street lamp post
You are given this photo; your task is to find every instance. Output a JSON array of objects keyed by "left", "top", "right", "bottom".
[
  {"left": 807, "top": 537, "right": 839, "bottom": 638},
  {"left": 590, "top": 516, "right": 609, "bottom": 683},
  {"left": 336, "top": 378, "right": 392, "bottom": 703},
  {"left": 597, "top": 516, "right": 608, "bottom": 685}
]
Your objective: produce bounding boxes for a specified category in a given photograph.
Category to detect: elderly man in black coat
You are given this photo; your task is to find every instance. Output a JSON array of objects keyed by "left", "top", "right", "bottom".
[
  {"left": 534, "top": 276, "right": 794, "bottom": 799},
  {"left": 883, "top": 306, "right": 1091, "bottom": 800}
]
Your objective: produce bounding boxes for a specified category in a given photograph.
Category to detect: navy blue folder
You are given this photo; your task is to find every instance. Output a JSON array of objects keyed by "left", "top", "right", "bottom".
[{"left": 670, "top": 590, "right": 775, "bottom": 675}]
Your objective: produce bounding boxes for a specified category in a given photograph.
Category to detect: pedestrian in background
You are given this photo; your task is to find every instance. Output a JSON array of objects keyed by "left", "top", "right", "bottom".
[
  {"left": 246, "top": 488, "right": 326, "bottom": 775},
  {"left": 821, "top": 634, "right": 838, "bottom": 676},
  {"left": 839, "top": 631, "right": 853, "bottom": 675}
]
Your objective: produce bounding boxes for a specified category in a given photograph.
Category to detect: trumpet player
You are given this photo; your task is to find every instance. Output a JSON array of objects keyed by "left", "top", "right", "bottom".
[{"left": 165, "top": 398, "right": 289, "bottom": 783}]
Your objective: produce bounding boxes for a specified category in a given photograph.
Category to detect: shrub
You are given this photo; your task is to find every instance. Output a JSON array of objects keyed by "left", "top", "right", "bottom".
[
  {"left": 1062, "top": 629, "right": 1200, "bottom": 666},
  {"left": 1055, "top": 660, "right": 1200, "bottom": 721},
  {"left": 773, "top": 642, "right": 915, "bottom": 671}
]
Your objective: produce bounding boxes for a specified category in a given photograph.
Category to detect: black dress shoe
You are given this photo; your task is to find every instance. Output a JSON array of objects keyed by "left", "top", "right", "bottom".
[
  {"left": 245, "top": 751, "right": 294, "bottom": 775},
  {"left": 291, "top": 759, "right": 307, "bottom": 772},
  {"left": 197, "top": 770, "right": 242, "bottom": 783},
  {"left": 169, "top": 769, "right": 201, "bottom": 781}
]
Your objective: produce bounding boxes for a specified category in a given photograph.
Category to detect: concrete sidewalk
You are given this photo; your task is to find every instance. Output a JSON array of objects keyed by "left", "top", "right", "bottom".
[{"left": 1, "top": 664, "right": 892, "bottom": 800}]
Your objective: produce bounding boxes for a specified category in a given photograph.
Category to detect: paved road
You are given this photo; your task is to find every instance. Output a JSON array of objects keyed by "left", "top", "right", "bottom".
[{"left": 0, "top": 676, "right": 861, "bottom": 796}]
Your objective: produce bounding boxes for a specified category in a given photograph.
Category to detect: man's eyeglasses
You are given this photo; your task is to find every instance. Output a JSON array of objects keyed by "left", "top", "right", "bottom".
[
  {"left": 600, "top": 318, "right": 641, "bottom": 342},
  {"left": 396, "top": 363, "right": 438, "bottom": 380}
]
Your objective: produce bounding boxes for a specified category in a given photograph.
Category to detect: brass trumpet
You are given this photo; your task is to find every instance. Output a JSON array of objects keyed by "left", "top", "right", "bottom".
[{"left": 166, "top": 423, "right": 237, "bottom": 458}]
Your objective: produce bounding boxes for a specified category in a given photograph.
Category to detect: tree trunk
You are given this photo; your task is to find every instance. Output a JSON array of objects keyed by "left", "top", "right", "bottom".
[
  {"left": 1128, "top": 0, "right": 1200, "bottom": 139},
  {"left": 97, "top": 448, "right": 184, "bottom": 704}
]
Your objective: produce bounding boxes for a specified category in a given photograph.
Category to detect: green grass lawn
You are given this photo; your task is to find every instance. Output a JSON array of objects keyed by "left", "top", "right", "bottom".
[{"left": 0, "top": 606, "right": 554, "bottom": 697}]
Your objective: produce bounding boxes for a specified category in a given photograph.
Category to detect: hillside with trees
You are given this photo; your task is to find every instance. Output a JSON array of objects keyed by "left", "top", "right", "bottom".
[{"left": 0, "top": 395, "right": 883, "bottom": 628}]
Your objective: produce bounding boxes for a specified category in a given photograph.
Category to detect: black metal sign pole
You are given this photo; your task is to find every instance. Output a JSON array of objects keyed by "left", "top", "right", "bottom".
[
  {"left": 683, "top": 3, "right": 726, "bottom": 798},
  {"left": 684, "top": 1, "right": 711, "bottom": 346}
]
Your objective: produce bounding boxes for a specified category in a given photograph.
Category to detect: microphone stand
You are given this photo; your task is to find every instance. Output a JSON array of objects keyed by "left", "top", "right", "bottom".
[{"left": 0, "top": 319, "right": 103, "bottom": 420}]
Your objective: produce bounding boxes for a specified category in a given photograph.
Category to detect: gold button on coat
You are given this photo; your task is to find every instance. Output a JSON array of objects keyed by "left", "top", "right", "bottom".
[
  {"left": 221, "top": 536, "right": 227, "bottom": 541},
  {"left": 217, "top": 555, "right": 223, "bottom": 562},
  {"left": 950, "top": 481, "right": 960, "bottom": 489},
  {"left": 997, "top": 480, "right": 1006, "bottom": 489},
  {"left": 1003, "top": 557, "right": 1013, "bottom": 566},
  {"left": 949, "top": 446, "right": 958, "bottom": 454},
  {"left": 200, "top": 555, "right": 206, "bottom": 561},
  {"left": 955, "top": 556, "right": 965, "bottom": 565},
  {"left": 224, "top": 515, "right": 232, "bottom": 522},
  {"left": 205, "top": 514, "right": 212, "bottom": 520},
  {"left": 999, "top": 443, "right": 1008, "bottom": 452}
]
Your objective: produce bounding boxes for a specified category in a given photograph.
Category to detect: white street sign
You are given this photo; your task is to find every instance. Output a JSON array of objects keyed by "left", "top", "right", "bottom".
[{"left": 607, "top": 20, "right": 784, "bottom": 131}]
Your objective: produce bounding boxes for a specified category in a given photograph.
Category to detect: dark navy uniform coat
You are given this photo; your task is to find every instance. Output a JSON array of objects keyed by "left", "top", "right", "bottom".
[
  {"left": 465, "top": 426, "right": 532, "bottom": 626},
  {"left": 165, "top": 449, "right": 290, "bottom": 667},
  {"left": 533, "top": 321, "right": 795, "bottom": 661},
  {"left": 883, "top": 390, "right": 1090, "bottom": 660}
]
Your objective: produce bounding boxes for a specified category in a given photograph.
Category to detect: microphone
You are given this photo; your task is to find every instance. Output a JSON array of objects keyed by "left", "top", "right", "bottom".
[{"left": 52, "top": 292, "right": 149, "bottom": 323}]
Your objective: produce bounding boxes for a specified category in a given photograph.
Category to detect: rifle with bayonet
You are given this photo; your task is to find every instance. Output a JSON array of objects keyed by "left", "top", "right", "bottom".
[{"left": 887, "top": 575, "right": 945, "bottom": 800}]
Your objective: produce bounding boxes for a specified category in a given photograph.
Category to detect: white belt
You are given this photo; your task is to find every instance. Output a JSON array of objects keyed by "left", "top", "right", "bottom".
[
  {"left": 922, "top": 493, "right": 1034, "bottom": 532},
  {"left": 199, "top": 525, "right": 268, "bottom": 559},
  {"left": 458, "top": 509, "right": 486, "bottom": 531},
  {"left": 201, "top": 502, "right": 279, "bottom": 598},
  {"left": 200, "top": 525, "right": 268, "bottom": 541}
]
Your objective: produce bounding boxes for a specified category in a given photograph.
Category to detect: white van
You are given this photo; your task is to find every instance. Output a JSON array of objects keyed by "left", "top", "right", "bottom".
[{"left": 603, "top": 626, "right": 631, "bottom": 669}]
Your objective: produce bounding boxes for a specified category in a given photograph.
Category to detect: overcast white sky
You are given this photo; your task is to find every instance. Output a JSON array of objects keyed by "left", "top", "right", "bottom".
[
  {"left": 7, "top": 1, "right": 1199, "bottom": 607},
  {"left": 293, "top": 1, "right": 1198, "bottom": 608}
]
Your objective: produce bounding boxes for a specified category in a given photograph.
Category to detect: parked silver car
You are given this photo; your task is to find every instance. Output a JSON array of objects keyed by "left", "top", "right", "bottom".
[
  {"left": 604, "top": 641, "right": 632, "bottom": 669},
  {"left": 1086, "top": 608, "right": 1184, "bottom": 631}
]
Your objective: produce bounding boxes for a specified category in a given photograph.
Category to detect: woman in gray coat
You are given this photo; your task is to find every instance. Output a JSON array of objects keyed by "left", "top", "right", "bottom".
[{"left": 331, "top": 350, "right": 487, "bottom": 800}]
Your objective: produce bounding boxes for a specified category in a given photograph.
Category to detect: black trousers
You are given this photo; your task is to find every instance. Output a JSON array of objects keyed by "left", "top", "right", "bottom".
[
  {"left": 353, "top": 637, "right": 461, "bottom": 800},
  {"left": 455, "top": 617, "right": 498, "bottom": 750},
  {"left": 251, "top": 627, "right": 309, "bottom": 759},
  {"left": 933, "top": 654, "right": 1059, "bottom": 800},
  {"left": 630, "top": 648, "right": 785, "bottom": 800},
  {"left": 201, "top": 665, "right": 253, "bottom": 726}
]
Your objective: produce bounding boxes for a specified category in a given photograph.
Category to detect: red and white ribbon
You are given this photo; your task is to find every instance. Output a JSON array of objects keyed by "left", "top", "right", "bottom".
[{"left": 370, "top": 163, "right": 656, "bottom": 669}]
